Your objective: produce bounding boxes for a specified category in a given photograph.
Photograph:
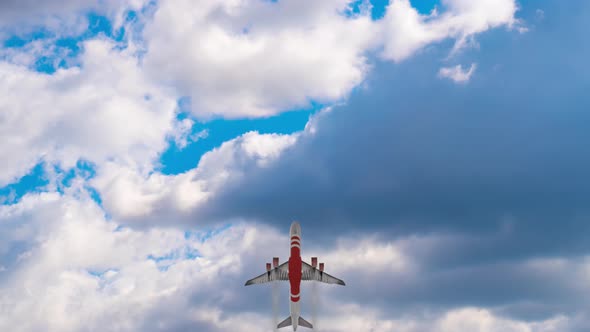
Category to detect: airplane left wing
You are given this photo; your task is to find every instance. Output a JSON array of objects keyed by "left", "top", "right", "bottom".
[
  {"left": 245, "top": 261, "right": 289, "bottom": 286},
  {"left": 301, "top": 261, "right": 345, "bottom": 285}
]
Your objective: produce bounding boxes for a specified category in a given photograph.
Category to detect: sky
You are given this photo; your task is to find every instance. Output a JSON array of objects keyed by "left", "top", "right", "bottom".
[{"left": 0, "top": 0, "right": 589, "bottom": 331}]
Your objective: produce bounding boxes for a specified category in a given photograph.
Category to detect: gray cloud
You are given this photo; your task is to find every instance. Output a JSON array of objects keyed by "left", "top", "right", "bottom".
[
  {"left": 201, "top": 0, "right": 590, "bottom": 250},
  {"left": 0, "top": 0, "right": 143, "bottom": 37},
  {"left": 0, "top": 0, "right": 128, "bottom": 21},
  {"left": 189, "top": 0, "right": 590, "bottom": 324}
]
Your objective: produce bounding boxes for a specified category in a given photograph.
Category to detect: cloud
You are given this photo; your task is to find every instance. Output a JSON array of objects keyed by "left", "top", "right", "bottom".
[
  {"left": 296, "top": 231, "right": 590, "bottom": 321},
  {"left": 319, "top": 237, "right": 410, "bottom": 275},
  {"left": 0, "top": 0, "right": 521, "bottom": 190},
  {"left": 142, "top": 0, "right": 377, "bottom": 119},
  {"left": 0, "top": 38, "right": 180, "bottom": 186},
  {"left": 434, "top": 308, "right": 564, "bottom": 332},
  {"left": 168, "top": 118, "right": 196, "bottom": 150},
  {"left": 91, "top": 131, "right": 298, "bottom": 224},
  {"left": 438, "top": 63, "right": 476, "bottom": 83},
  {"left": 1, "top": 192, "right": 585, "bottom": 331},
  {"left": 196, "top": 0, "right": 590, "bottom": 254},
  {"left": 0, "top": 192, "right": 279, "bottom": 331},
  {"left": 168, "top": 119, "right": 209, "bottom": 151},
  {"left": 380, "top": 0, "right": 519, "bottom": 61},
  {"left": 141, "top": 0, "right": 519, "bottom": 119},
  {"left": 316, "top": 305, "right": 571, "bottom": 332},
  {"left": 2, "top": 1, "right": 589, "bottom": 332},
  {"left": 0, "top": 0, "right": 146, "bottom": 32},
  {"left": 175, "top": 1, "right": 590, "bottom": 325}
]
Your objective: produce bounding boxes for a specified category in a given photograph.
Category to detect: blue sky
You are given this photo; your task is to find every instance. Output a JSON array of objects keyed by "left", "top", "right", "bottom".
[{"left": 1, "top": 1, "right": 589, "bottom": 331}]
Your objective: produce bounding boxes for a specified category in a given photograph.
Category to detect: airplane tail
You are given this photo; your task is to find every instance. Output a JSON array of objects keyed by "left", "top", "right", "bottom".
[{"left": 277, "top": 316, "right": 313, "bottom": 329}]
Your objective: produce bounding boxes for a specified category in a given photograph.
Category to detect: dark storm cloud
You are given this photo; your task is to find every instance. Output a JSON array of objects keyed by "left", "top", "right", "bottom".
[{"left": 200, "top": 0, "right": 590, "bottom": 255}]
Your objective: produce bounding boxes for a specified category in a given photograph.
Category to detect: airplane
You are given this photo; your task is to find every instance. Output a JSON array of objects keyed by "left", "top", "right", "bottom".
[{"left": 245, "top": 221, "right": 345, "bottom": 330}]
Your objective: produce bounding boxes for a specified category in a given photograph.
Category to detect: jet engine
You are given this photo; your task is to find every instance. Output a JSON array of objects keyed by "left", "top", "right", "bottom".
[
  {"left": 266, "top": 263, "right": 272, "bottom": 271},
  {"left": 319, "top": 263, "right": 324, "bottom": 272},
  {"left": 273, "top": 257, "right": 279, "bottom": 268},
  {"left": 311, "top": 257, "right": 318, "bottom": 268}
]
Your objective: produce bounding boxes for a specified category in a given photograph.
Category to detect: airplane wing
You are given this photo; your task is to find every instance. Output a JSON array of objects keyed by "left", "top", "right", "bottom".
[
  {"left": 301, "top": 261, "right": 346, "bottom": 285},
  {"left": 245, "top": 261, "right": 289, "bottom": 286}
]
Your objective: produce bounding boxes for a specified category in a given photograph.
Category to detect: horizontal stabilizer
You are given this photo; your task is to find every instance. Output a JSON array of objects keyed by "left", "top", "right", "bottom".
[
  {"left": 277, "top": 316, "right": 292, "bottom": 329},
  {"left": 299, "top": 316, "right": 313, "bottom": 329}
]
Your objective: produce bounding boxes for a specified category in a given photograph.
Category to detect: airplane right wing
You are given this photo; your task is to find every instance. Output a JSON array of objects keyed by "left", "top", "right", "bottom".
[
  {"left": 244, "top": 261, "right": 289, "bottom": 286},
  {"left": 301, "top": 261, "right": 346, "bottom": 285}
]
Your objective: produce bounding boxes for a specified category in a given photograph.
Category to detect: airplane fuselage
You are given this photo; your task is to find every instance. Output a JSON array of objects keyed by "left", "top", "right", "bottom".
[
  {"left": 244, "top": 221, "right": 345, "bottom": 331},
  {"left": 245, "top": 221, "right": 344, "bottom": 330},
  {"left": 288, "top": 222, "right": 302, "bottom": 330}
]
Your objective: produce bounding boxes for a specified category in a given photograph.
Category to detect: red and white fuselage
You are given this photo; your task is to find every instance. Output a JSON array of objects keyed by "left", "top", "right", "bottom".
[
  {"left": 288, "top": 221, "right": 303, "bottom": 330},
  {"left": 244, "top": 221, "right": 345, "bottom": 330}
]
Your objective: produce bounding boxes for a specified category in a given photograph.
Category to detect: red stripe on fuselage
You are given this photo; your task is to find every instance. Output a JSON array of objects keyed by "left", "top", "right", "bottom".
[{"left": 289, "top": 241, "right": 301, "bottom": 303}]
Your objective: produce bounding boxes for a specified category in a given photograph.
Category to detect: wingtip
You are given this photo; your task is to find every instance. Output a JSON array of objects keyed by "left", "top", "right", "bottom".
[{"left": 339, "top": 280, "right": 346, "bottom": 286}]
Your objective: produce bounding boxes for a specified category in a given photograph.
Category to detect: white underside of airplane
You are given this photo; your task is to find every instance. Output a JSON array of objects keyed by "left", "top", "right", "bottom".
[{"left": 245, "top": 221, "right": 345, "bottom": 331}]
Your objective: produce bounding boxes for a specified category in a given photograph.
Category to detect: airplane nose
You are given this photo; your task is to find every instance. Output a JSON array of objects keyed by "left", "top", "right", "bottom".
[{"left": 290, "top": 221, "right": 301, "bottom": 237}]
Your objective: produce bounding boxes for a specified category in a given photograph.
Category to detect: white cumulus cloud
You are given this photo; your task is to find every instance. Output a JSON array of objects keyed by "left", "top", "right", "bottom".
[
  {"left": 91, "top": 131, "right": 298, "bottom": 223},
  {"left": 438, "top": 62, "right": 477, "bottom": 83},
  {"left": 142, "top": 0, "right": 377, "bottom": 119},
  {"left": 0, "top": 38, "right": 181, "bottom": 186},
  {"left": 380, "top": 0, "right": 519, "bottom": 61}
]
